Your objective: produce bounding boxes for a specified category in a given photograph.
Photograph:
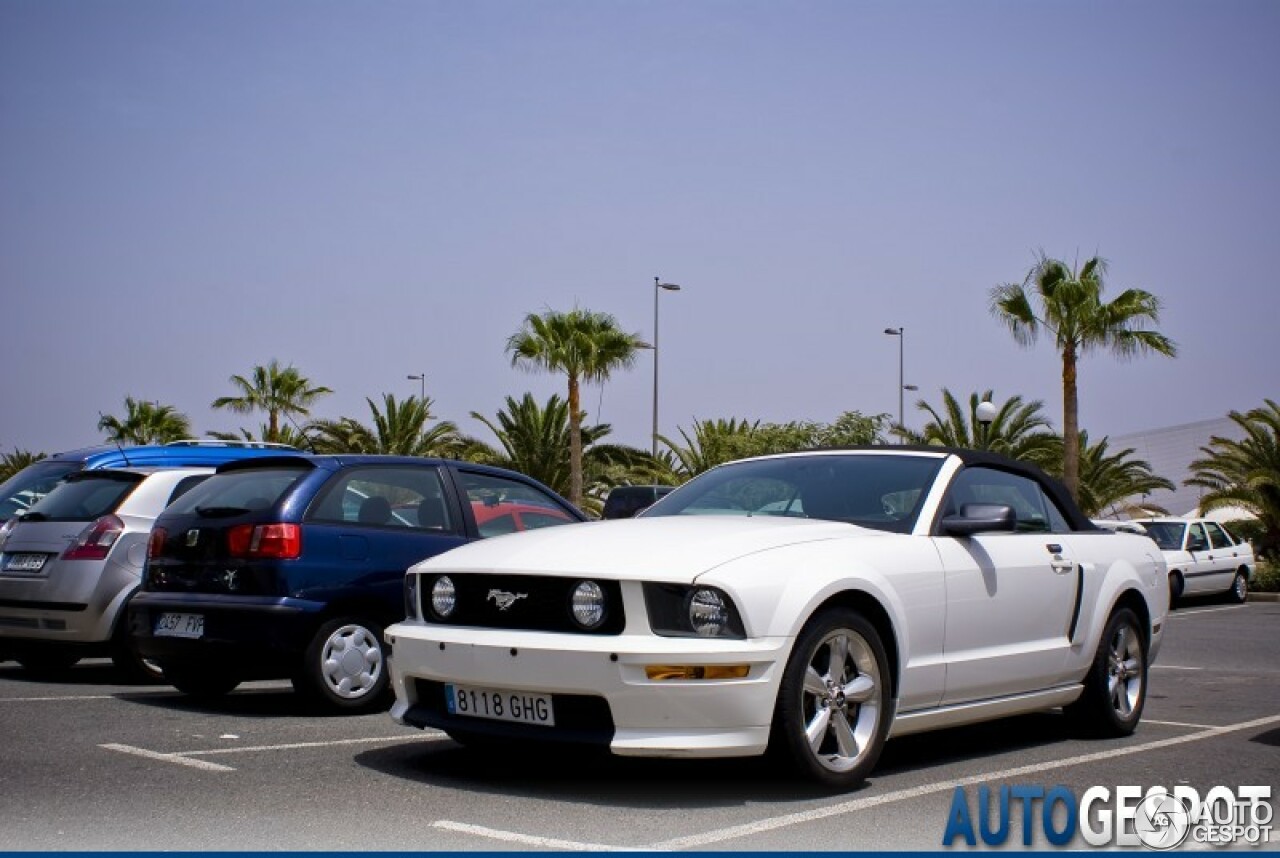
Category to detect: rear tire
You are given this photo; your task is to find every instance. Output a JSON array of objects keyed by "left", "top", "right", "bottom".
[
  {"left": 1066, "top": 607, "right": 1147, "bottom": 737},
  {"left": 767, "top": 608, "right": 891, "bottom": 790},
  {"left": 163, "top": 664, "right": 240, "bottom": 699},
  {"left": 111, "top": 620, "right": 164, "bottom": 684},
  {"left": 1229, "top": 570, "right": 1249, "bottom": 604},
  {"left": 14, "top": 650, "right": 80, "bottom": 674},
  {"left": 292, "top": 617, "right": 390, "bottom": 714}
]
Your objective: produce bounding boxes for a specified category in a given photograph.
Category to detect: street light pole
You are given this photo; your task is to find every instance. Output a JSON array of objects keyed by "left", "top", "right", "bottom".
[
  {"left": 653, "top": 277, "right": 682, "bottom": 457},
  {"left": 884, "top": 327, "right": 906, "bottom": 432},
  {"left": 406, "top": 373, "right": 425, "bottom": 400},
  {"left": 976, "top": 399, "right": 998, "bottom": 449}
]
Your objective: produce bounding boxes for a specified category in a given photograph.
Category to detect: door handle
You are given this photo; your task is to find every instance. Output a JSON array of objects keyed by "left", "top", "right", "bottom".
[{"left": 1050, "top": 560, "right": 1074, "bottom": 575}]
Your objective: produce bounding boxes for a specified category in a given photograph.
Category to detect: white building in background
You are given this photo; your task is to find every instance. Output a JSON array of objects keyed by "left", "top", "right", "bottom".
[{"left": 1109, "top": 416, "right": 1247, "bottom": 519}]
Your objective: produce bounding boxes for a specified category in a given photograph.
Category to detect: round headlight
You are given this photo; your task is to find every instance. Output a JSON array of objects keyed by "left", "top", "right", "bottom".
[
  {"left": 431, "top": 575, "right": 456, "bottom": 618},
  {"left": 689, "top": 588, "right": 728, "bottom": 636},
  {"left": 570, "top": 580, "right": 606, "bottom": 629}
]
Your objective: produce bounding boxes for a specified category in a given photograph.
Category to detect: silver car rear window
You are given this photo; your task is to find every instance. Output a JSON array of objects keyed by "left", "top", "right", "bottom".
[{"left": 23, "top": 472, "right": 143, "bottom": 522}]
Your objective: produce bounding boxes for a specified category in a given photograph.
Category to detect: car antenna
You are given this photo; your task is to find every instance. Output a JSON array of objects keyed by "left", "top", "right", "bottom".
[
  {"left": 99, "top": 415, "right": 133, "bottom": 466},
  {"left": 282, "top": 410, "right": 318, "bottom": 454}
]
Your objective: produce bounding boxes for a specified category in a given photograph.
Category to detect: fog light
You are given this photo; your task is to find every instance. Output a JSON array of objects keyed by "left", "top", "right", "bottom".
[
  {"left": 431, "top": 575, "right": 456, "bottom": 618},
  {"left": 571, "top": 580, "right": 605, "bottom": 629}
]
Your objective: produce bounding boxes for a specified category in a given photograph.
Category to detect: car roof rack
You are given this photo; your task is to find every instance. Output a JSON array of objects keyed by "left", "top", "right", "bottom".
[{"left": 164, "top": 439, "right": 298, "bottom": 450}]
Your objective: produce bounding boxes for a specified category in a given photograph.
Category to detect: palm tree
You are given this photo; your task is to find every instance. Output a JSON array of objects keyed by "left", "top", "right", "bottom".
[
  {"left": 1065, "top": 431, "right": 1175, "bottom": 518},
  {"left": 0, "top": 449, "right": 45, "bottom": 483},
  {"left": 990, "top": 254, "right": 1177, "bottom": 502},
  {"left": 97, "top": 397, "right": 192, "bottom": 444},
  {"left": 211, "top": 360, "right": 332, "bottom": 444},
  {"left": 894, "top": 389, "right": 1059, "bottom": 468},
  {"left": 506, "top": 308, "right": 647, "bottom": 507},
  {"left": 1186, "top": 400, "right": 1280, "bottom": 558},
  {"left": 658, "top": 418, "right": 764, "bottom": 479},
  {"left": 468, "top": 393, "right": 654, "bottom": 513},
  {"left": 308, "top": 394, "right": 460, "bottom": 457}
]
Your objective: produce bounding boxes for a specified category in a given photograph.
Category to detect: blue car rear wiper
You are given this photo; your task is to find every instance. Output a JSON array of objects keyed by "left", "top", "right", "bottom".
[{"left": 194, "top": 505, "right": 250, "bottom": 518}]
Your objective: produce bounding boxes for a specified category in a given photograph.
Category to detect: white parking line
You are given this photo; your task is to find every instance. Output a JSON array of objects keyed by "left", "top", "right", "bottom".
[
  {"left": 651, "top": 713, "right": 1280, "bottom": 849},
  {"left": 1151, "top": 665, "right": 1203, "bottom": 670},
  {"left": 182, "top": 733, "right": 449, "bottom": 757},
  {"left": 0, "top": 694, "right": 116, "bottom": 703},
  {"left": 1169, "top": 605, "right": 1248, "bottom": 618},
  {"left": 432, "top": 821, "right": 647, "bottom": 852},
  {"left": 1145, "top": 719, "right": 1217, "bottom": 729},
  {"left": 100, "top": 731, "right": 449, "bottom": 771},
  {"left": 430, "top": 713, "right": 1280, "bottom": 851},
  {"left": 100, "top": 743, "right": 235, "bottom": 772}
]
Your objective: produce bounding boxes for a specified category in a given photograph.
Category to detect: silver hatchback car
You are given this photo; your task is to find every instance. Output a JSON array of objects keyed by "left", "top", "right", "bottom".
[{"left": 0, "top": 467, "right": 213, "bottom": 680}]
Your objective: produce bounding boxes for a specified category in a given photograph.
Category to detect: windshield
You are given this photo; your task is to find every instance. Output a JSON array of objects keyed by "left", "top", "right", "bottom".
[
  {"left": 23, "top": 472, "right": 143, "bottom": 522},
  {"left": 1141, "top": 521, "right": 1186, "bottom": 550},
  {"left": 643, "top": 454, "right": 944, "bottom": 534},
  {"left": 0, "top": 460, "right": 85, "bottom": 519}
]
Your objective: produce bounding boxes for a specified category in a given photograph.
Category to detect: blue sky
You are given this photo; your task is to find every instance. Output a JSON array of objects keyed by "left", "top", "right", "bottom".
[{"left": 2, "top": 0, "right": 1276, "bottom": 455}]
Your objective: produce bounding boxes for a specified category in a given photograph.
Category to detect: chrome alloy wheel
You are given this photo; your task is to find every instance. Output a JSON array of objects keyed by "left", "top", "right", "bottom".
[
  {"left": 320, "top": 623, "right": 383, "bottom": 699},
  {"left": 1233, "top": 571, "right": 1249, "bottom": 603},
  {"left": 1106, "top": 623, "right": 1144, "bottom": 719},
  {"left": 801, "top": 628, "right": 882, "bottom": 773}
]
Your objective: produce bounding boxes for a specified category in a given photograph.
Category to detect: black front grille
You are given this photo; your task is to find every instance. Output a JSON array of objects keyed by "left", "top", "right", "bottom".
[
  {"left": 406, "top": 679, "right": 614, "bottom": 746},
  {"left": 423, "top": 574, "right": 625, "bottom": 635}
]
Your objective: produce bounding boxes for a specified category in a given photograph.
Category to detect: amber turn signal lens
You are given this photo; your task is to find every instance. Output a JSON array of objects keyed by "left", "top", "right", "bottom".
[{"left": 644, "top": 664, "right": 750, "bottom": 681}]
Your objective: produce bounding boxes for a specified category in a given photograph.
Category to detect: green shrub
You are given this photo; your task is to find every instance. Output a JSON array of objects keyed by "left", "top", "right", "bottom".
[{"left": 1253, "top": 558, "right": 1279, "bottom": 593}]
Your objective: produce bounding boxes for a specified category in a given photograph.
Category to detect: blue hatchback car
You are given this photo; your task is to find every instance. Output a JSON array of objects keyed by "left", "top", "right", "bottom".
[
  {"left": 129, "top": 454, "right": 584, "bottom": 713},
  {"left": 0, "top": 441, "right": 298, "bottom": 520}
]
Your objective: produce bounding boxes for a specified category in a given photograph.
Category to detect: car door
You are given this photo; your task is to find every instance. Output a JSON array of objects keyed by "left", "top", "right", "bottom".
[
  {"left": 1202, "top": 521, "right": 1244, "bottom": 592},
  {"left": 447, "top": 467, "right": 584, "bottom": 539},
  {"left": 1182, "top": 522, "right": 1216, "bottom": 595},
  {"left": 932, "top": 466, "right": 1081, "bottom": 705},
  {"left": 301, "top": 465, "right": 469, "bottom": 610}
]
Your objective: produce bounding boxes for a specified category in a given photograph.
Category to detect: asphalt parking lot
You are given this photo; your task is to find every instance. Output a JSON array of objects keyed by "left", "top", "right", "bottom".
[{"left": 1, "top": 599, "right": 1276, "bottom": 852}]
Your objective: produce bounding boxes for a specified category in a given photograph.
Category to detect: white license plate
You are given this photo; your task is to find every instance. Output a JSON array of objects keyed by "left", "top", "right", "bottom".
[
  {"left": 2, "top": 553, "right": 48, "bottom": 572},
  {"left": 154, "top": 612, "right": 204, "bottom": 639},
  {"left": 445, "top": 684, "right": 555, "bottom": 726}
]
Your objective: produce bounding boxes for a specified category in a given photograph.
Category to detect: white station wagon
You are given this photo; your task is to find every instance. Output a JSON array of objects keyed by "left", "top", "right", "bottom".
[{"left": 387, "top": 448, "right": 1168, "bottom": 789}]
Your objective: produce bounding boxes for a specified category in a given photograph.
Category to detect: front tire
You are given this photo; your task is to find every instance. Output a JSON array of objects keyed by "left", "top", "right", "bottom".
[
  {"left": 1067, "top": 607, "right": 1147, "bottom": 737},
  {"left": 293, "top": 617, "right": 389, "bottom": 713},
  {"left": 768, "top": 608, "right": 891, "bottom": 790},
  {"left": 1167, "top": 571, "right": 1184, "bottom": 608}
]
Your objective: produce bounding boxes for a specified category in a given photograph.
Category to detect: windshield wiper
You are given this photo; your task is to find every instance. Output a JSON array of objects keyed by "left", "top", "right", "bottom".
[
  {"left": 194, "top": 505, "right": 250, "bottom": 518},
  {"left": 19, "top": 511, "right": 48, "bottom": 522}
]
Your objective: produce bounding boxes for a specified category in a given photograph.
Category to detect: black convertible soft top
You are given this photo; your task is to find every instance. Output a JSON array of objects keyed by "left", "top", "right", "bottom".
[{"left": 811, "top": 445, "right": 1097, "bottom": 532}]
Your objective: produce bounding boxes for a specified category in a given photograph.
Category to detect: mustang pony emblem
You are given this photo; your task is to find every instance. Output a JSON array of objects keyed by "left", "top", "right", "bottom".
[{"left": 487, "top": 589, "right": 528, "bottom": 611}]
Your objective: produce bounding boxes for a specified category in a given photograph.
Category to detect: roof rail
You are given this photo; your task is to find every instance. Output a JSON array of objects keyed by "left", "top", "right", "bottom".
[{"left": 165, "top": 439, "right": 298, "bottom": 450}]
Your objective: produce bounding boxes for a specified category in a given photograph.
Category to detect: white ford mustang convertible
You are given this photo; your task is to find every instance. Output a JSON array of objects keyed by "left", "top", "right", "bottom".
[{"left": 387, "top": 448, "right": 1168, "bottom": 789}]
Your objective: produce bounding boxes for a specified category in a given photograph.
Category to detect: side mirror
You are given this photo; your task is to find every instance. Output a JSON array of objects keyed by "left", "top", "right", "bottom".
[{"left": 941, "top": 503, "right": 1017, "bottom": 536}]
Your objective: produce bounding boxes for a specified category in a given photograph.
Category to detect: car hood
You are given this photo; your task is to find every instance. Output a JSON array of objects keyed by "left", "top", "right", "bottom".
[{"left": 412, "top": 515, "right": 887, "bottom": 582}]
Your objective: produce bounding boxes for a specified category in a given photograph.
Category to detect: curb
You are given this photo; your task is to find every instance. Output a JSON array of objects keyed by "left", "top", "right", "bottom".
[{"left": 1247, "top": 592, "right": 1279, "bottom": 602}]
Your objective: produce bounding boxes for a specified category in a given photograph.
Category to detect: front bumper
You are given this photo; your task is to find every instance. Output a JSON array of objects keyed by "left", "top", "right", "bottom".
[{"left": 385, "top": 619, "right": 791, "bottom": 758}]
